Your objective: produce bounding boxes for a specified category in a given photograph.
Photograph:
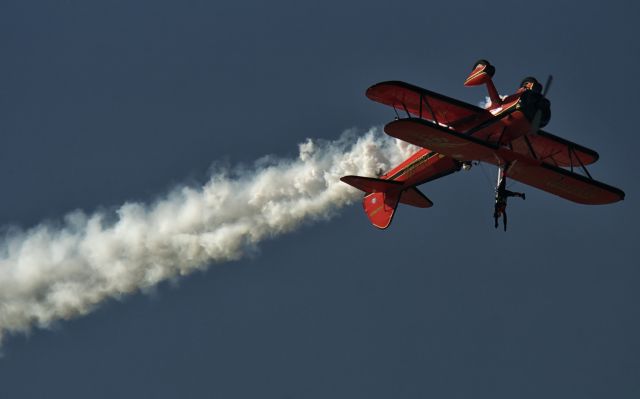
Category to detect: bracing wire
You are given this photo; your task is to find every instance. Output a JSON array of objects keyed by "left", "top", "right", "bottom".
[
  {"left": 477, "top": 162, "right": 495, "bottom": 191},
  {"left": 477, "top": 161, "right": 520, "bottom": 191}
]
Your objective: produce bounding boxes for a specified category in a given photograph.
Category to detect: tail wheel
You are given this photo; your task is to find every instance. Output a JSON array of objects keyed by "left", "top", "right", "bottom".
[{"left": 472, "top": 59, "right": 495, "bottom": 77}]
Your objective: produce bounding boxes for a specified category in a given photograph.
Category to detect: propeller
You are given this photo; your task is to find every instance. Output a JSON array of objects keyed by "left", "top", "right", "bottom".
[
  {"left": 529, "top": 74, "right": 553, "bottom": 135},
  {"left": 542, "top": 75, "right": 553, "bottom": 96}
]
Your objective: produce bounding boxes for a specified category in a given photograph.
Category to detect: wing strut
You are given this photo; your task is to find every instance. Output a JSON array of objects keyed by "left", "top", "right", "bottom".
[
  {"left": 401, "top": 103, "right": 411, "bottom": 118},
  {"left": 420, "top": 94, "right": 439, "bottom": 124},
  {"left": 571, "top": 145, "right": 593, "bottom": 179},
  {"left": 567, "top": 144, "right": 593, "bottom": 179},
  {"left": 392, "top": 105, "right": 400, "bottom": 119},
  {"left": 523, "top": 135, "right": 538, "bottom": 160}
]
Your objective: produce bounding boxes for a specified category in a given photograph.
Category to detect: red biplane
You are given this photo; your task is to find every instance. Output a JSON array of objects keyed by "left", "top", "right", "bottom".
[{"left": 341, "top": 60, "right": 625, "bottom": 230}]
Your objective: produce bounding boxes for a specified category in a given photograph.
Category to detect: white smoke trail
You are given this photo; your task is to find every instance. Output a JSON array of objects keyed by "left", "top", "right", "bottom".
[
  {"left": 478, "top": 95, "right": 508, "bottom": 109},
  {"left": 0, "top": 128, "right": 416, "bottom": 344}
]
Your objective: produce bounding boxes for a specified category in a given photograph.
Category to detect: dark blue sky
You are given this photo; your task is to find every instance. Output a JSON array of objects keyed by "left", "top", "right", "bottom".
[{"left": 1, "top": 1, "right": 638, "bottom": 398}]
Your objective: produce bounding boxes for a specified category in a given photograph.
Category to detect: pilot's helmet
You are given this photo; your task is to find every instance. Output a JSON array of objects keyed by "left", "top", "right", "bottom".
[{"left": 520, "top": 77, "right": 542, "bottom": 94}]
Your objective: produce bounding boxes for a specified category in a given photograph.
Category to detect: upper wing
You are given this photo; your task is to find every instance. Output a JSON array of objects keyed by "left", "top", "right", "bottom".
[
  {"left": 368, "top": 82, "right": 600, "bottom": 168},
  {"left": 366, "top": 81, "right": 492, "bottom": 129},
  {"left": 385, "top": 118, "right": 625, "bottom": 205}
]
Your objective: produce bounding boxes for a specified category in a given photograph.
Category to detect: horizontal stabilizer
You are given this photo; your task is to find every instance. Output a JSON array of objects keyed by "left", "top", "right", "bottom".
[
  {"left": 342, "top": 175, "right": 434, "bottom": 228},
  {"left": 340, "top": 175, "right": 403, "bottom": 193},
  {"left": 400, "top": 187, "right": 433, "bottom": 208}
]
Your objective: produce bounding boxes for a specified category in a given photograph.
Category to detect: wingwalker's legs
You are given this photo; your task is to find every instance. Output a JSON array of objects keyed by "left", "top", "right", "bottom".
[
  {"left": 503, "top": 210, "right": 508, "bottom": 232},
  {"left": 493, "top": 163, "right": 525, "bottom": 231},
  {"left": 494, "top": 164, "right": 507, "bottom": 230}
]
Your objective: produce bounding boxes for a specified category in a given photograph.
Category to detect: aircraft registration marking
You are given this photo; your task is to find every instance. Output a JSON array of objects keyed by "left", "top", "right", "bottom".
[{"left": 418, "top": 135, "right": 468, "bottom": 149}]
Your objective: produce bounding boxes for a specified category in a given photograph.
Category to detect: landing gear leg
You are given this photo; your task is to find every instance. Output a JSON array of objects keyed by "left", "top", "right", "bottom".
[
  {"left": 496, "top": 163, "right": 507, "bottom": 193},
  {"left": 503, "top": 211, "right": 508, "bottom": 232}
]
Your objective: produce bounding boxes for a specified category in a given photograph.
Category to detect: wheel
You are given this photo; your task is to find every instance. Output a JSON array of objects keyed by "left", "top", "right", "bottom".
[{"left": 472, "top": 59, "right": 495, "bottom": 77}]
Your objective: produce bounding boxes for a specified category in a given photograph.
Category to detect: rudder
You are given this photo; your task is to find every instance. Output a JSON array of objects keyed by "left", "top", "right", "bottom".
[{"left": 362, "top": 191, "right": 400, "bottom": 229}]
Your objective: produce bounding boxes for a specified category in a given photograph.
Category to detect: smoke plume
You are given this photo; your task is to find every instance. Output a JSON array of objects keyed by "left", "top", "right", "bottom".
[{"left": 0, "top": 128, "right": 415, "bottom": 344}]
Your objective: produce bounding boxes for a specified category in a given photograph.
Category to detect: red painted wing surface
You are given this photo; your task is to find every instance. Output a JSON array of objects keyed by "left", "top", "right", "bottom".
[
  {"left": 385, "top": 119, "right": 624, "bottom": 205},
  {"left": 516, "top": 130, "right": 599, "bottom": 167},
  {"left": 368, "top": 81, "right": 599, "bottom": 168},
  {"left": 385, "top": 119, "right": 498, "bottom": 163},
  {"left": 366, "top": 81, "right": 492, "bottom": 129}
]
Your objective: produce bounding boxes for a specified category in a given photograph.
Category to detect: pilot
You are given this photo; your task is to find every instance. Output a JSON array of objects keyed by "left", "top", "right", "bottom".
[
  {"left": 494, "top": 170, "right": 525, "bottom": 231},
  {"left": 518, "top": 77, "right": 551, "bottom": 128}
]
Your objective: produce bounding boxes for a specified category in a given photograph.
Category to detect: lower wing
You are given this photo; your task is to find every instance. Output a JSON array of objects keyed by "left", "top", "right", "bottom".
[{"left": 385, "top": 118, "right": 625, "bottom": 205}]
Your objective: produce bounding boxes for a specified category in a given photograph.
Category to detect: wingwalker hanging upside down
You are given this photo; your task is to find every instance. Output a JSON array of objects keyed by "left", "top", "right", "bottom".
[{"left": 341, "top": 60, "right": 624, "bottom": 231}]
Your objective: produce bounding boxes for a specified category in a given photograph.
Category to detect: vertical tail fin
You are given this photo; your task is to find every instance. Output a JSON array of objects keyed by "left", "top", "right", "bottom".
[{"left": 362, "top": 191, "right": 400, "bottom": 229}]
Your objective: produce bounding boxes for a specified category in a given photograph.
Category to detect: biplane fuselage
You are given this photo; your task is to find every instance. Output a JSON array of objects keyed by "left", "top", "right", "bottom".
[{"left": 341, "top": 61, "right": 624, "bottom": 229}]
